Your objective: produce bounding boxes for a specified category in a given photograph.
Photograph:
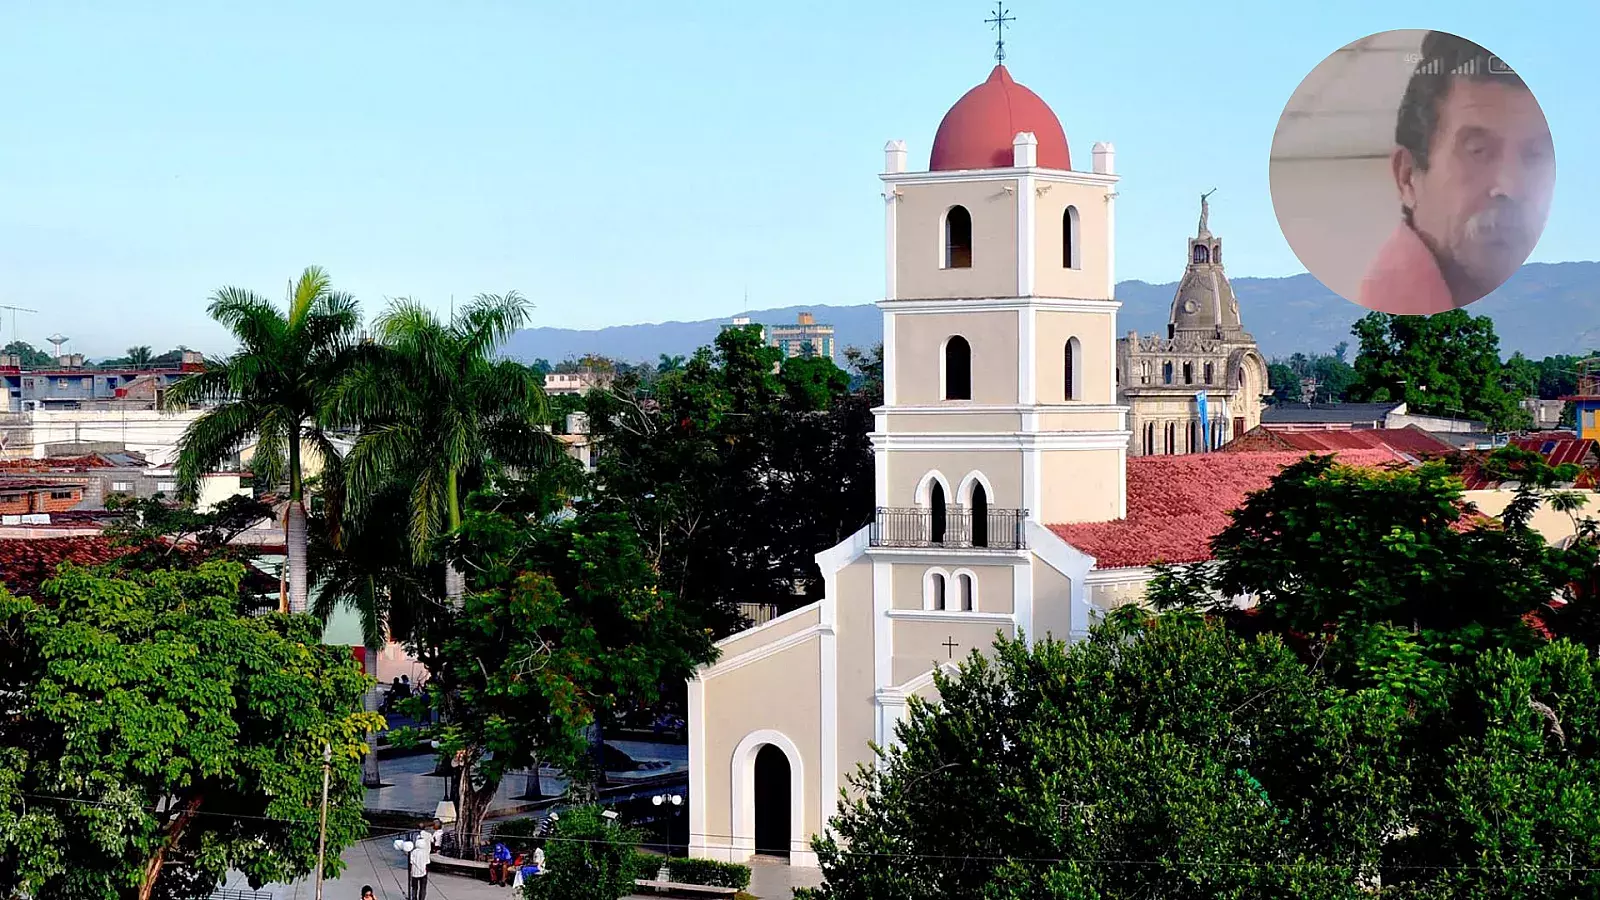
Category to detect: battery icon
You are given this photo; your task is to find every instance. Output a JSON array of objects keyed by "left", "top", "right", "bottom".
[{"left": 1488, "top": 55, "right": 1514, "bottom": 74}]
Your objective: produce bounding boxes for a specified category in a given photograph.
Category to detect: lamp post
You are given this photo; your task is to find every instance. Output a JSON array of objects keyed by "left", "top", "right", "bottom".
[{"left": 651, "top": 793, "right": 685, "bottom": 856}]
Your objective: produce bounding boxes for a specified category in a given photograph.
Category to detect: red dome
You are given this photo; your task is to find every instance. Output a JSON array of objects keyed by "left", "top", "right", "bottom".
[{"left": 929, "top": 65, "right": 1070, "bottom": 171}]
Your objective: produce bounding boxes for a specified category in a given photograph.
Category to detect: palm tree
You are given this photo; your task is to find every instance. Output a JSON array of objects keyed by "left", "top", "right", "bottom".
[
  {"left": 308, "top": 482, "right": 433, "bottom": 786},
  {"left": 166, "top": 266, "right": 360, "bottom": 613},
  {"left": 126, "top": 345, "right": 153, "bottom": 369},
  {"left": 334, "top": 292, "right": 558, "bottom": 602}
]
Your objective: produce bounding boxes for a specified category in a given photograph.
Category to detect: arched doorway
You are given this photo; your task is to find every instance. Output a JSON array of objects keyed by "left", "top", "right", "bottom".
[
  {"left": 969, "top": 482, "right": 989, "bottom": 548},
  {"left": 930, "top": 481, "right": 947, "bottom": 545},
  {"left": 753, "top": 744, "right": 791, "bottom": 857}
]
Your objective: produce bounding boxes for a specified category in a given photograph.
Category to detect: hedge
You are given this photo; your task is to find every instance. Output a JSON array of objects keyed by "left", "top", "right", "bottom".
[{"left": 664, "top": 858, "right": 752, "bottom": 889}]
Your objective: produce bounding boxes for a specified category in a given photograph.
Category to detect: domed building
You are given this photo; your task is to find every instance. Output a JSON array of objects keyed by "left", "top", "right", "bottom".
[{"left": 1117, "top": 193, "right": 1269, "bottom": 455}]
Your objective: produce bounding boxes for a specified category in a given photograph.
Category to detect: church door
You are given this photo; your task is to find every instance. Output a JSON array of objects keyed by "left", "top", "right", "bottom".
[{"left": 753, "top": 744, "right": 791, "bottom": 857}]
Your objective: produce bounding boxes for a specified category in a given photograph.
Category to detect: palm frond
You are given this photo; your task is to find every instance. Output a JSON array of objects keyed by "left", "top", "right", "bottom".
[
  {"left": 458, "top": 291, "right": 532, "bottom": 361},
  {"left": 286, "top": 266, "right": 333, "bottom": 333},
  {"left": 173, "top": 402, "right": 262, "bottom": 497}
]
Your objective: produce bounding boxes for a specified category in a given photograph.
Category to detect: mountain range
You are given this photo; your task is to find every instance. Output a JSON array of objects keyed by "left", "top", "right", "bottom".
[{"left": 503, "top": 261, "right": 1600, "bottom": 366}]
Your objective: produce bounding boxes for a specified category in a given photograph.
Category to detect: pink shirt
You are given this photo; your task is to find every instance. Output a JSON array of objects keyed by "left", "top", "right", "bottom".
[{"left": 1357, "top": 222, "right": 1457, "bottom": 315}]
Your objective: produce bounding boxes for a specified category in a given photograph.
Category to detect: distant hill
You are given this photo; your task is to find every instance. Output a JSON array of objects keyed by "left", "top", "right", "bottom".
[{"left": 503, "top": 261, "right": 1600, "bottom": 365}]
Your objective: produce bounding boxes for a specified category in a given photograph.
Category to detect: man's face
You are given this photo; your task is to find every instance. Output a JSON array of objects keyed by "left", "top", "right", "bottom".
[{"left": 1395, "top": 76, "right": 1555, "bottom": 302}]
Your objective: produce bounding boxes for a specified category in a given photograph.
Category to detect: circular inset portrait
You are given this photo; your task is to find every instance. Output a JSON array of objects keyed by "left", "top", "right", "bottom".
[{"left": 1270, "top": 30, "right": 1555, "bottom": 315}]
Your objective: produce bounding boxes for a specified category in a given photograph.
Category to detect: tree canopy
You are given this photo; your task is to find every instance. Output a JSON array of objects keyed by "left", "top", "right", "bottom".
[
  {"left": 1347, "top": 311, "right": 1529, "bottom": 429},
  {"left": 0, "top": 562, "right": 381, "bottom": 900},
  {"left": 801, "top": 612, "right": 1600, "bottom": 900},
  {"left": 581, "top": 327, "right": 876, "bottom": 635}
]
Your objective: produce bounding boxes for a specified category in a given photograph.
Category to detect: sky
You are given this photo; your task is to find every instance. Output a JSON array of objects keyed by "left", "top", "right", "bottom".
[{"left": 1, "top": 0, "right": 1594, "bottom": 358}]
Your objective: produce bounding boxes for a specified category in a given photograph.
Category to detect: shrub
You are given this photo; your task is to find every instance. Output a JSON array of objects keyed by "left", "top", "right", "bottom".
[
  {"left": 522, "top": 805, "right": 650, "bottom": 900},
  {"left": 664, "top": 858, "right": 752, "bottom": 889}
]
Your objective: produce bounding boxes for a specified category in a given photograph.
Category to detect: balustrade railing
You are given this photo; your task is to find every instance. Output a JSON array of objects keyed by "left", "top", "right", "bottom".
[{"left": 870, "top": 506, "right": 1027, "bottom": 550}]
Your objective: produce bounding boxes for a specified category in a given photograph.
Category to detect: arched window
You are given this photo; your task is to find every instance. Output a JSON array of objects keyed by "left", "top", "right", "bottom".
[
  {"left": 944, "top": 206, "right": 972, "bottom": 269},
  {"left": 1213, "top": 244, "right": 1221, "bottom": 264},
  {"left": 1063, "top": 206, "right": 1080, "bottom": 269},
  {"left": 930, "top": 481, "right": 947, "bottom": 544},
  {"left": 957, "top": 573, "right": 975, "bottom": 612},
  {"left": 1187, "top": 420, "right": 1197, "bottom": 454},
  {"left": 1193, "top": 244, "right": 1209, "bottom": 264},
  {"left": 1140, "top": 361, "right": 1151, "bottom": 385},
  {"left": 944, "top": 336, "right": 972, "bottom": 401},
  {"left": 970, "top": 482, "right": 989, "bottom": 548},
  {"left": 927, "top": 571, "right": 947, "bottom": 611},
  {"left": 1143, "top": 422, "right": 1155, "bottom": 455},
  {"left": 1204, "top": 362, "right": 1214, "bottom": 384},
  {"left": 1163, "top": 362, "right": 1174, "bottom": 385},
  {"left": 1063, "top": 337, "right": 1081, "bottom": 401},
  {"left": 1183, "top": 362, "right": 1194, "bottom": 385},
  {"left": 1165, "top": 422, "right": 1176, "bottom": 455}
]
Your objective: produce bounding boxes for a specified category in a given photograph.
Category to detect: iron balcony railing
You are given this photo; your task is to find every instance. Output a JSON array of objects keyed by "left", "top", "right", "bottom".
[{"left": 871, "top": 506, "right": 1028, "bottom": 550}]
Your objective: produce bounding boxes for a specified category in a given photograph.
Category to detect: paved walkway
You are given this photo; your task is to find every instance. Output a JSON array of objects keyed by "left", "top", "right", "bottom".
[{"left": 236, "top": 841, "right": 824, "bottom": 899}]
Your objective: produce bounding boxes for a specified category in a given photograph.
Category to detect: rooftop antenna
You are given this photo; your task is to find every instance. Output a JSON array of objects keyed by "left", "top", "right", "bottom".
[
  {"left": 985, "top": 1, "right": 1015, "bottom": 64},
  {"left": 0, "top": 305, "right": 36, "bottom": 349}
]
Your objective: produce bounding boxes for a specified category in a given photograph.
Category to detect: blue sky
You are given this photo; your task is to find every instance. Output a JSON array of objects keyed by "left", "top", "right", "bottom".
[{"left": 1, "top": 1, "right": 1593, "bottom": 357}]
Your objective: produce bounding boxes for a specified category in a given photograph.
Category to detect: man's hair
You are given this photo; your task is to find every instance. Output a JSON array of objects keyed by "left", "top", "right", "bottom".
[{"left": 1395, "top": 30, "right": 1529, "bottom": 171}]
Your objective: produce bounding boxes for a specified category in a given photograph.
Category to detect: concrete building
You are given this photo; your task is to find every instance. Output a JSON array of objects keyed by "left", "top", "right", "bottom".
[
  {"left": 768, "top": 313, "right": 836, "bottom": 360},
  {"left": 0, "top": 351, "right": 204, "bottom": 412},
  {"left": 544, "top": 370, "right": 614, "bottom": 396}
]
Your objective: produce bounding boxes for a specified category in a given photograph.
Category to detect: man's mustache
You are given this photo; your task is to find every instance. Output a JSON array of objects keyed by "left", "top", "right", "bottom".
[{"left": 1463, "top": 200, "right": 1531, "bottom": 246}]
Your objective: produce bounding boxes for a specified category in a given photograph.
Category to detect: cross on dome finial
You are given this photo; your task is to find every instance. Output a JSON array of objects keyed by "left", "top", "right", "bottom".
[{"left": 985, "top": 2, "right": 1015, "bottom": 64}]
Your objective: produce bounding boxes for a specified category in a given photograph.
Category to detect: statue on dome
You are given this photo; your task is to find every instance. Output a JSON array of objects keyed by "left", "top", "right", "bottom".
[{"left": 1199, "top": 188, "right": 1216, "bottom": 236}]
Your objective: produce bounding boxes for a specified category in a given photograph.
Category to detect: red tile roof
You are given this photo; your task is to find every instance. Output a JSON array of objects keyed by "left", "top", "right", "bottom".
[
  {"left": 1222, "top": 425, "right": 1456, "bottom": 457},
  {"left": 1048, "top": 449, "right": 1405, "bottom": 569},
  {"left": 0, "top": 536, "right": 131, "bottom": 597}
]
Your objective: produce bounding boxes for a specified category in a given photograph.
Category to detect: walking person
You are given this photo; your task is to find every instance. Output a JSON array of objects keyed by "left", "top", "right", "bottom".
[
  {"left": 361, "top": 887, "right": 376, "bottom": 900},
  {"left": 406, "top": 821, "right": 434, "bottom": 900}
]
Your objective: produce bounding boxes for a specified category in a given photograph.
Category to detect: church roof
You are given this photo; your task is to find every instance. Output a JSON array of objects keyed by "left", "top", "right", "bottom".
[
  {"left": 1047, "top": 449, "right": 1406, "bottom": 569},
  {"left": 1221, "top": 425, "right": 1456, "bottom": 458},
  {"left": 930, "top": 65, "right": 1070, "bottom": 171}
]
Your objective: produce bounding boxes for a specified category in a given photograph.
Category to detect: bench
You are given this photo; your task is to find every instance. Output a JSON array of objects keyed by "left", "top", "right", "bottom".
[
  {"left": 428, "top": 856, "right": 492, "bottom": 879},
  {"left": 633, "top": 879, "right": 738, "bottom": 897}
]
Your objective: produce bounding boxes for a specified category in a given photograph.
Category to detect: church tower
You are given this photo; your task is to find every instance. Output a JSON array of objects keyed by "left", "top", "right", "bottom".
[
  {"left": 877, "top": 63, "right": 1129, "bottom": 529},
  {"left": 1117, "top": 193, "right": 1269, "bottom": 456}
]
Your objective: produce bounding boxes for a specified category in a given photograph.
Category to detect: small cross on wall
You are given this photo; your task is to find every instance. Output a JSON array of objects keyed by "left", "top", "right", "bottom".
[{"left": 942, "top": 636, "right": 960, "bottom": 659}]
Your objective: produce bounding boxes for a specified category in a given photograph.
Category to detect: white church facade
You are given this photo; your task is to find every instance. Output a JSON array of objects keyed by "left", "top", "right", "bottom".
[{"left": 688, "top": 62, "right": 1142, "bottom": 868}]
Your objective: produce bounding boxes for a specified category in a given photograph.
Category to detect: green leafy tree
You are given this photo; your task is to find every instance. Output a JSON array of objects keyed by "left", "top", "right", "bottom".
[
  {"left": 800, "top": 611, "right": 1600, "bottom": 900},
  {"left": 657, "top": 353, "right": 687, "bottom": 374},
  {"left": 165, "top": 266, "right": 362, "bottom": 613},
  {"left": 334, "top": 292, "right": 558, "bottom": 603},
  {"left": 583, "top": 326, "right": 873, "bottom": 635},
  {"left": 125, "top": 345, "right": 154, "bottom": 369},
  {"left": 3, "top": 340, "right": 54, "bottom": 367},
  {"left": 522, "top": 805, "right": 649, "bottom": 900},
  {"left": 403, "top": 505, "right": 716, "bottom": 852},
  {"left": 1348, "top": 310, "right": 1530, "bottom": 429},
  {"left": 0, "top": 561, "right": 382, "bottom": 900},
  {"left": 1152, "top": 449, "right": 1589, "bottom": 662}
]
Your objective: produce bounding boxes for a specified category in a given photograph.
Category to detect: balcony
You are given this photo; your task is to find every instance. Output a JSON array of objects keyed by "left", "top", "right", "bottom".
[{"left": 870, "top": 506, "right": 1028, "bottom": 551}]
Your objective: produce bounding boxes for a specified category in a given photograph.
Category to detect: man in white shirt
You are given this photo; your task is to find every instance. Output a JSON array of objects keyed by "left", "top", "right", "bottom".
[{"left": 407, "top": 821, "right": 437, "bottom": 900}]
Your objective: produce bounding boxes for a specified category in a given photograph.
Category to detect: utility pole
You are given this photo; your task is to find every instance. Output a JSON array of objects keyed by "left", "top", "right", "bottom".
[{"left": 314, "top": 742, "right": 332, "bottom": 900}]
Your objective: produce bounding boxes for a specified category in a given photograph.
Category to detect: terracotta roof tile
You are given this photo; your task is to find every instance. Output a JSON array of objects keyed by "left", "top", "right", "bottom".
[
  {"left": 0, "top": 536, "right": 131, "bottom": 597},
  {"left": 1222, "top": 425, "right": 1455, "bottom": 457},
  {"left": 1048, "top": 449, "right": 1404, "bottom": 569}
]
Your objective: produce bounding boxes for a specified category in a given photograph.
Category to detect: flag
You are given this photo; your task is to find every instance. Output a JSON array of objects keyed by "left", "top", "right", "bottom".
[{"left": 1196, "top": 391, "right": 1210, "bottom": 451}]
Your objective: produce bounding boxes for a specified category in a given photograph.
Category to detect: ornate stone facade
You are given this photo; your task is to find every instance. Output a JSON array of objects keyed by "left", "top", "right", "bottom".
[{"left": 1117, "top": 194, "right": 1269, "bottom": 456}]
